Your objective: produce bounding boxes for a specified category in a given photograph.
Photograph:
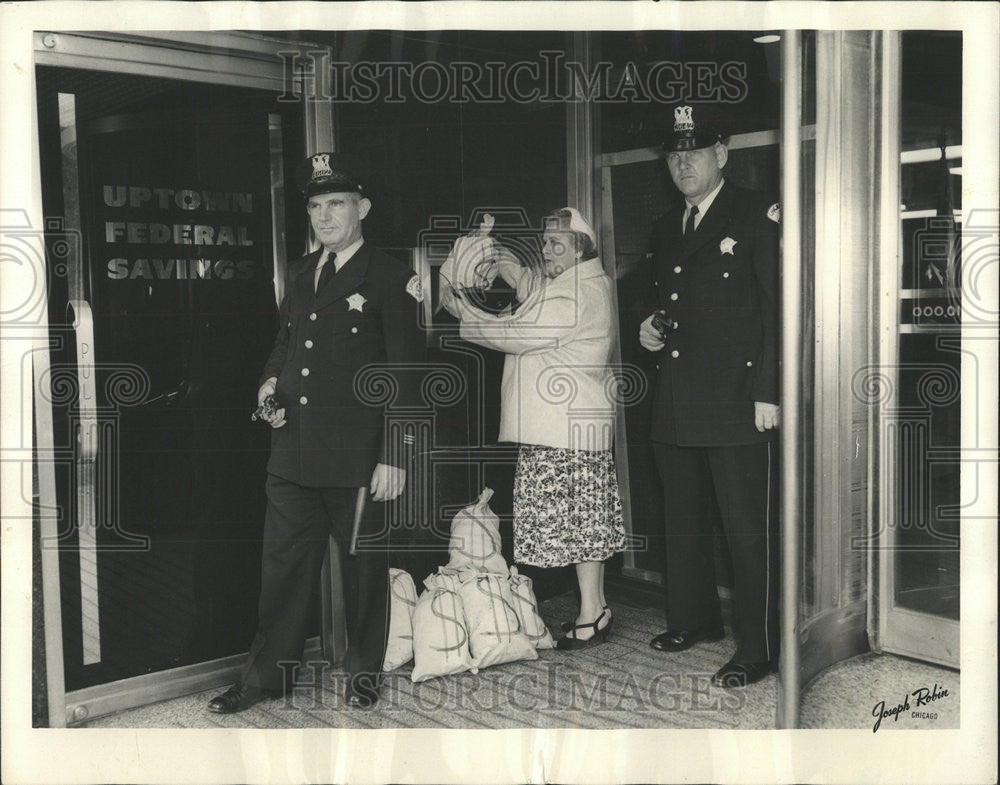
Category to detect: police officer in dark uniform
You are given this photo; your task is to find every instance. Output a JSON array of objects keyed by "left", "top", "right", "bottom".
[
  {"left": 209, "top": 152, "right": 425, "bottom": 712},
  {"left": 639, "top": 106, "right": 780, "bottom": 688}
]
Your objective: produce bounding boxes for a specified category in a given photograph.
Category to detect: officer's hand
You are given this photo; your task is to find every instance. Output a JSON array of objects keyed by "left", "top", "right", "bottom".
[
  {"left": 754, "top": 402, "right": 780, "bottom": 432},
  {"left": 639, "top": 314, "right": 666, "bottom": 352},
  {"left": 266, "top": 408, "right": 287, "bottom": 429},
  {"left": 257, "top": 377, "right": 286, "bottom": 428},
  {"left": 258, "top": 377, "right": 277, "bottom": 405},
  {"left": 370, "top": 463, "right": 406, "bottom": 502}
]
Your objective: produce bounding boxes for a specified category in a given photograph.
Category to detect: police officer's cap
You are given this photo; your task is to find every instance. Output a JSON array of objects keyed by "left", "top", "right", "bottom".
[
  {"left": 296, "top": 152, "right": 366, "bottom": 198},
  {"left": 664, "top": 105, "right": 727, "bottom": 152}
]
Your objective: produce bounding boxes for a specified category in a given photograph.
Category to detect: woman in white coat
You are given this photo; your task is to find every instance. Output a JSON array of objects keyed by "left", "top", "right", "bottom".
[{"left": 445, "top": 208, "right": 627, "bottom": 648}]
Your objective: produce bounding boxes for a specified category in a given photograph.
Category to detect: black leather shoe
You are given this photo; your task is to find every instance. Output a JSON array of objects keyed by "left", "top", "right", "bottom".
[
  {"left": 711, "top": 660, "right": 775, "bottom": 688},
  {"left": 345, "top": 688, "right": 378, "bottom": 709},
  {"left": 649, "top": 626, "right": 725, "bottom": 652},
  {"left": 344, "top": 673, "right": 380, "bottom": 709},
  {"left": 207, "top": 683, "right": 278, "bottom": 714}
]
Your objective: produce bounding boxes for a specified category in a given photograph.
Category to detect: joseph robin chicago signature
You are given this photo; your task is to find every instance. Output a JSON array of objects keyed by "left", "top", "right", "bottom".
[{"left": 872, "top": 683, "right": 951, "bottom": 733}]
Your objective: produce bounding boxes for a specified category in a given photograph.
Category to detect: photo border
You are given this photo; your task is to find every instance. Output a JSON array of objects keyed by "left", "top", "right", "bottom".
[{"left": 2, "top": 2, "right": 996, "bottom": 784}]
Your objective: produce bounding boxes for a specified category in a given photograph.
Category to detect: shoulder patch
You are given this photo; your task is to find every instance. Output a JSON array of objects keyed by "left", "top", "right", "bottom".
[
  {"left": 405, "top": 274, "right": 424, "bottom": 303},
  {"left": 767, "top": 203, "right": 780, "bottom": 223}
]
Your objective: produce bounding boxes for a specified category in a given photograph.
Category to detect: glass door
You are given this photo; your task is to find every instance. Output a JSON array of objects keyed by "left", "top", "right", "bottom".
[
  {"left": 876, "top": 31, "right": 962, "bottom": 668},
  {"left": 35, "top": 62, "right": 306, "bottom": 722}
]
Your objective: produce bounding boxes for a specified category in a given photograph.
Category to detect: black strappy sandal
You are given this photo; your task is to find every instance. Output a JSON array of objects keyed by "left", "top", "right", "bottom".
[
  {"left": 561, "top": 605, "right": 610, "bottom": 633},
  {"left": 556, "top": 610, "right": 613, "bottom": 650}
]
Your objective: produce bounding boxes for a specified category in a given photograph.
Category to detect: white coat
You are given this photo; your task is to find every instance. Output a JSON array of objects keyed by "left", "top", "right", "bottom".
[{"left": 459, "top": 257, "right": 617, "bottom": 451}]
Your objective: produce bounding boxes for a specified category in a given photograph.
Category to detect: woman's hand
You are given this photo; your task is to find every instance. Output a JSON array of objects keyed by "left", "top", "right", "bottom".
[{"left": 477, "top": 213, "right": 495, "bottom": 235}]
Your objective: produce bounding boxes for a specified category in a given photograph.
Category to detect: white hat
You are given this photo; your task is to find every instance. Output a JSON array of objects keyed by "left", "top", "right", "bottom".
[{"left": 550, "top": 206, "right": 597, "bottom": 247}]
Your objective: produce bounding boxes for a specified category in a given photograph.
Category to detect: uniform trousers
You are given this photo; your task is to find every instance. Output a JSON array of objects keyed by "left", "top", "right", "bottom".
[
  {"left": 242, "top": 474, "right": 390, "bottom": 693},
  {"left": 652, "top": 441, "right": 779, "bottom": 663}
]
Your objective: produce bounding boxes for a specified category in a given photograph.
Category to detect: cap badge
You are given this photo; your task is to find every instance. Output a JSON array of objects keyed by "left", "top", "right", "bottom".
[
  {"left": 674, "top": 105, "right": 695, "bottom": 132},
  {"left": 767, "top": 203, "right": 781, "bottom": 223},
  {"left": 406, "top": 275, "right": 424, "bottom": 303},
  {"left": 720, "top": 237, "right": 737, "bottom": 255},
  {"left": 346, "top": 293, "right": 367, "bottom": 312},
  {"left": 311, "top": 153, "right": 333, "bottom": 179}
]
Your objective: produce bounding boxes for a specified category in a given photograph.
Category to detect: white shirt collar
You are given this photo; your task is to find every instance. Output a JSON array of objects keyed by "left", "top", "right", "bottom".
[
  {"left": 317, "top": 237, "right": 364, "bottom": 272},
  {"left": 685, "top": 177, "right": 726, "bottom": 222}
]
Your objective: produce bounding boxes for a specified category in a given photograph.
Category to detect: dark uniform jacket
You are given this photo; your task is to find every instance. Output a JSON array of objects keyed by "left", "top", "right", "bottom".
[
  {"left": 648, "top": 181, "right": 779, "bottom": 446},
  {"left": 260, "top": 242, "right": 425, "bottom": 487}
]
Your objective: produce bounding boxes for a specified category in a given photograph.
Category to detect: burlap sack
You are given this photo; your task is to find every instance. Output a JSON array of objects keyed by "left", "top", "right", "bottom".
[
  {"left": 508, "top": 566, "right": 556, "bottom": 649},
  {"left": 383, "top": 568, "right": 418, "bottom": 672},
  {"left": 410, "top": 587, "right": 474, "bottom": 682},
  {"left": 445, "top": 488, "right": 508, "bottom": 575},
  {"left": 458, "top": 574, "right": 538, "bottom": 669}
]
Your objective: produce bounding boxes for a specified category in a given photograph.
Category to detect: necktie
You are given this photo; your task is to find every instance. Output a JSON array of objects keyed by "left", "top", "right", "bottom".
[
  {"left": 316, "top": 251, "right": 337, "bottom": 293},
  {"left": 684, "top": 205, "right": 699, "bottom": 236}
]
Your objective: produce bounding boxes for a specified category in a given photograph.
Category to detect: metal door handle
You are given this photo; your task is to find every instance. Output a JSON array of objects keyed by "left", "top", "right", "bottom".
[{"left": 67, "top": 300, "right": 98, "bottom": 462}]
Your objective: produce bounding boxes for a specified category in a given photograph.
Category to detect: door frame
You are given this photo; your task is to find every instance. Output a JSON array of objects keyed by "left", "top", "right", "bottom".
[{"left": 31, "top": 31, "right": 333, "bottom": 727}]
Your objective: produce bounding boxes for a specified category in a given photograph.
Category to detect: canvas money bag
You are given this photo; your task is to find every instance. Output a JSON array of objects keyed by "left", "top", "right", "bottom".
[
  {"left": 440, "top": 222, "right": 499, "bottom": 293},
  {"left": 423, "top": 568, "right": 467, "bottom": 595},
  {"left": 508, "top": 566, "right": 555, "bottom": 649},
  {"left": 383, "top": 568, "right": 418, "bottom": 672},
  {"left": 410, "top": 586, "right": 474, "bottom": 683},
  {"left": 445, "top": 488, "right": 508, "bottom": 575},
  {"left": 458, "top": 574, "right": 537, "bottom": 669}
]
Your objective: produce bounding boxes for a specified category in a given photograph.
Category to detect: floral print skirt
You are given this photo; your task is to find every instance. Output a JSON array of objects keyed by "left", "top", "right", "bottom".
[{"left": 512, "top": 445, "right": 627, "bottom": 568}]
